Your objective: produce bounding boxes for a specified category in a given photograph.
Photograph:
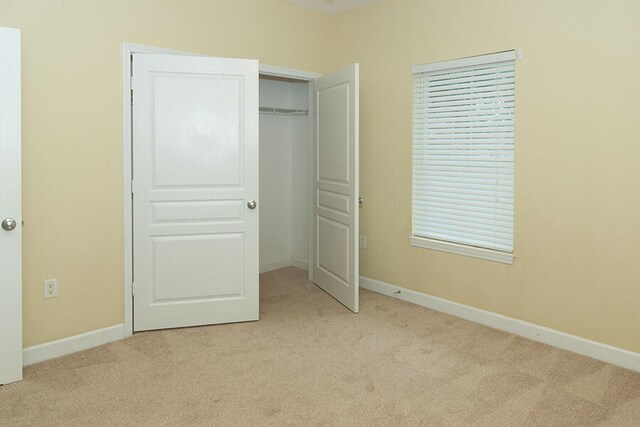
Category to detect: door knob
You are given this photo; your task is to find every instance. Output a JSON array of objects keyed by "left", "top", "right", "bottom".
[
  {"left": 358, "top": 197, "right": 364, "bottom": 206},
  {"left": 2, "top": 217, "right": 17, "bottom": 231},
  {"left": 247, "top": 200, "right": 257, "bottom": 210}
]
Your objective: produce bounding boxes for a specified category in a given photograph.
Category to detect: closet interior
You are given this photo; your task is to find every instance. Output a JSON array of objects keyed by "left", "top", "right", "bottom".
[{"left": 259, "top": 75, "right": 311, "bottom": 273}]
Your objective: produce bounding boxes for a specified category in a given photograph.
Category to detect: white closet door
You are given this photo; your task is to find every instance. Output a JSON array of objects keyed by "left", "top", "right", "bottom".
[
  {"left": 132, "top": 53, "right": 259, "bottom": 331},
  {"left": 0, "top": 27, "right": 22, "bottom": 385},
  {"left": 312, "top": 64, "right": 360, "bottom": 313}
]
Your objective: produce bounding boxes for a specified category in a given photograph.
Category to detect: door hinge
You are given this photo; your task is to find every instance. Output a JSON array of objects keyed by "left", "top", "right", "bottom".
[
  {"left": 130, "top": 76, "right": 135, "bottom": 105},
  {"left": 131, "top": 282, "right": 135, "bottom": 296},
  {"left": 131, "top": 179, "right": 135, "bottom": 195}
]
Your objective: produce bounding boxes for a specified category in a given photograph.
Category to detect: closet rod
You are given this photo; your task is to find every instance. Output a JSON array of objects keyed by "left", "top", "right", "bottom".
[{"left": 259, "top": 106, "right": 308, "bottom": 116}]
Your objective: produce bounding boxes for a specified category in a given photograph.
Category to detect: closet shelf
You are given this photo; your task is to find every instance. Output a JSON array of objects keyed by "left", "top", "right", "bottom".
[{"left": 259, "top": 106, "right": 308, "bottom": 116}]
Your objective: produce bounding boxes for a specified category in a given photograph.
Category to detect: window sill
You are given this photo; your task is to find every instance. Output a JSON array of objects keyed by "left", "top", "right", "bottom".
[{"left": 409, "top": 236, "right": 514, "bottom": 265}]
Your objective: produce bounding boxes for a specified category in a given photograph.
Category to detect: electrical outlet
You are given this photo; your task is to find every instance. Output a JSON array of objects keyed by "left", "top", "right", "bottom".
[
  {"left": 44, "top": 278, "right": 58, "bottom": 299},
  {"left": 359, "top": 235, "right": 367, "bottom": 249}
]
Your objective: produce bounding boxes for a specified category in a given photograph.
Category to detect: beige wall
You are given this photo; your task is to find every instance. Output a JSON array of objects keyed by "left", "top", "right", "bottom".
[
  {"left": 333, "top": 0, "right": 640, "bottom": 352},
  {"left": 0, "top": 0, "right": 332, "bottom": 347},
  {"left": 3, "top": 0, "right": 639, "bottom": 354}
]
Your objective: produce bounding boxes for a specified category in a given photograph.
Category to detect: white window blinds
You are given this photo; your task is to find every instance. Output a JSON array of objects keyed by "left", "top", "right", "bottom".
[{"left": 412, "top": 51, "right": 516, "bottom": 255}]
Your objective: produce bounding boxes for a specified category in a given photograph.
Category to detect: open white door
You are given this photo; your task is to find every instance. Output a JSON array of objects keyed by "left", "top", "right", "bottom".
[
  {"left": 132, "top": 54, "right": 259, "bottom": 331},
  {"left": 0, "top": 27, "right": 22, "bottom": 384},
  {"left": 312, "top": 64, "right": 360, "bottom": 313}
]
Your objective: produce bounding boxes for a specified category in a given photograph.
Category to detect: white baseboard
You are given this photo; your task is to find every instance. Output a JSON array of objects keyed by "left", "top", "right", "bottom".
[
  {"left": 260, "top": 258, "right": 293, "bottom": 273},
  {"left": 291, "top": 257, "right": 308, "bottom": 271},
  {"left": 23, "top": 324, "right": 125, "bottom": 366},
  {"left": 360, "top": 276, "right": 640, "bottom": 373},
  {"left": 261, "top": 257, "right": 308, "bottom": 273}
]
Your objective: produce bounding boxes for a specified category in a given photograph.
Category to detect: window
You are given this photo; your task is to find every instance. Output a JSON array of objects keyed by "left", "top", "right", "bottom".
[{"left": 411, "top": 51, "right": 516, "bottom": 264}]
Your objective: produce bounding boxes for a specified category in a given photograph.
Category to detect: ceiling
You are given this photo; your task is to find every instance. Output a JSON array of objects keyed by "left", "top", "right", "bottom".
[{"left": 283, "top": 0, "right": 380, "bottom": 14}]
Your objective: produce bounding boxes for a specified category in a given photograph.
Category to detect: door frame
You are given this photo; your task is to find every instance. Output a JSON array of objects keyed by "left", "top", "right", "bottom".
[{"left": 121, "top": 43, "right": 319, "bottom": 337}]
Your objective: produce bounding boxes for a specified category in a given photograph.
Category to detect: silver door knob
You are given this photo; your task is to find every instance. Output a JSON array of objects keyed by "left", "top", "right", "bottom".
[
  {"left": 2, "top": 217, "right": 17, "bottom": 231},
  {"left": 358, "top": 197, "right": 364, "bottom": 206},
  {"left": 247, "top": 200, "right": 257, "bottom": 210}
]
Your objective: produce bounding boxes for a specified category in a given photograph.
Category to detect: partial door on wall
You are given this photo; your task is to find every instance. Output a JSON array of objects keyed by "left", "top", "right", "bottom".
[
  {"left": 129, "top": 49, "right": 360, "bottom": 330},
  {"left": 0, "top": 27, "right": 22, "bottom": 385}
]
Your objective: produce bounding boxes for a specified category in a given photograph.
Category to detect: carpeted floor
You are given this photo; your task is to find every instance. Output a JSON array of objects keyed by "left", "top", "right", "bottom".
[{"left": 1, "top": 267, "right": 639, "bottom": 426}]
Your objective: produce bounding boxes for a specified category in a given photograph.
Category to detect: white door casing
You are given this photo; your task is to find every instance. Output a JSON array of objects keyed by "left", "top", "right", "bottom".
[
  {"left": 312, "top": 64, "right": 360, "bottom": 313},
  {"left": 0, "top": 27, "right": 22, "bottom": 384},
  {"left": 132, "top": 53, "right": 259, "bottom": 331}
]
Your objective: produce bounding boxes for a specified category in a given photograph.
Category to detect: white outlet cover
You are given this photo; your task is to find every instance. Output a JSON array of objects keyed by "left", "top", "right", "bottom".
[
  {"left": 44, "top": 278, "right": 58, "bottom": 299},
  {"left": 359, "top": 235, "right": 367, "bottom": 249}
]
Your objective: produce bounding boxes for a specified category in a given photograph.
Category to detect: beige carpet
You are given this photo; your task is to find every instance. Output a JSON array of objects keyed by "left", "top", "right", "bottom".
[{"left": 1, "top": 267, "right": 639, "bottom": 426}]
